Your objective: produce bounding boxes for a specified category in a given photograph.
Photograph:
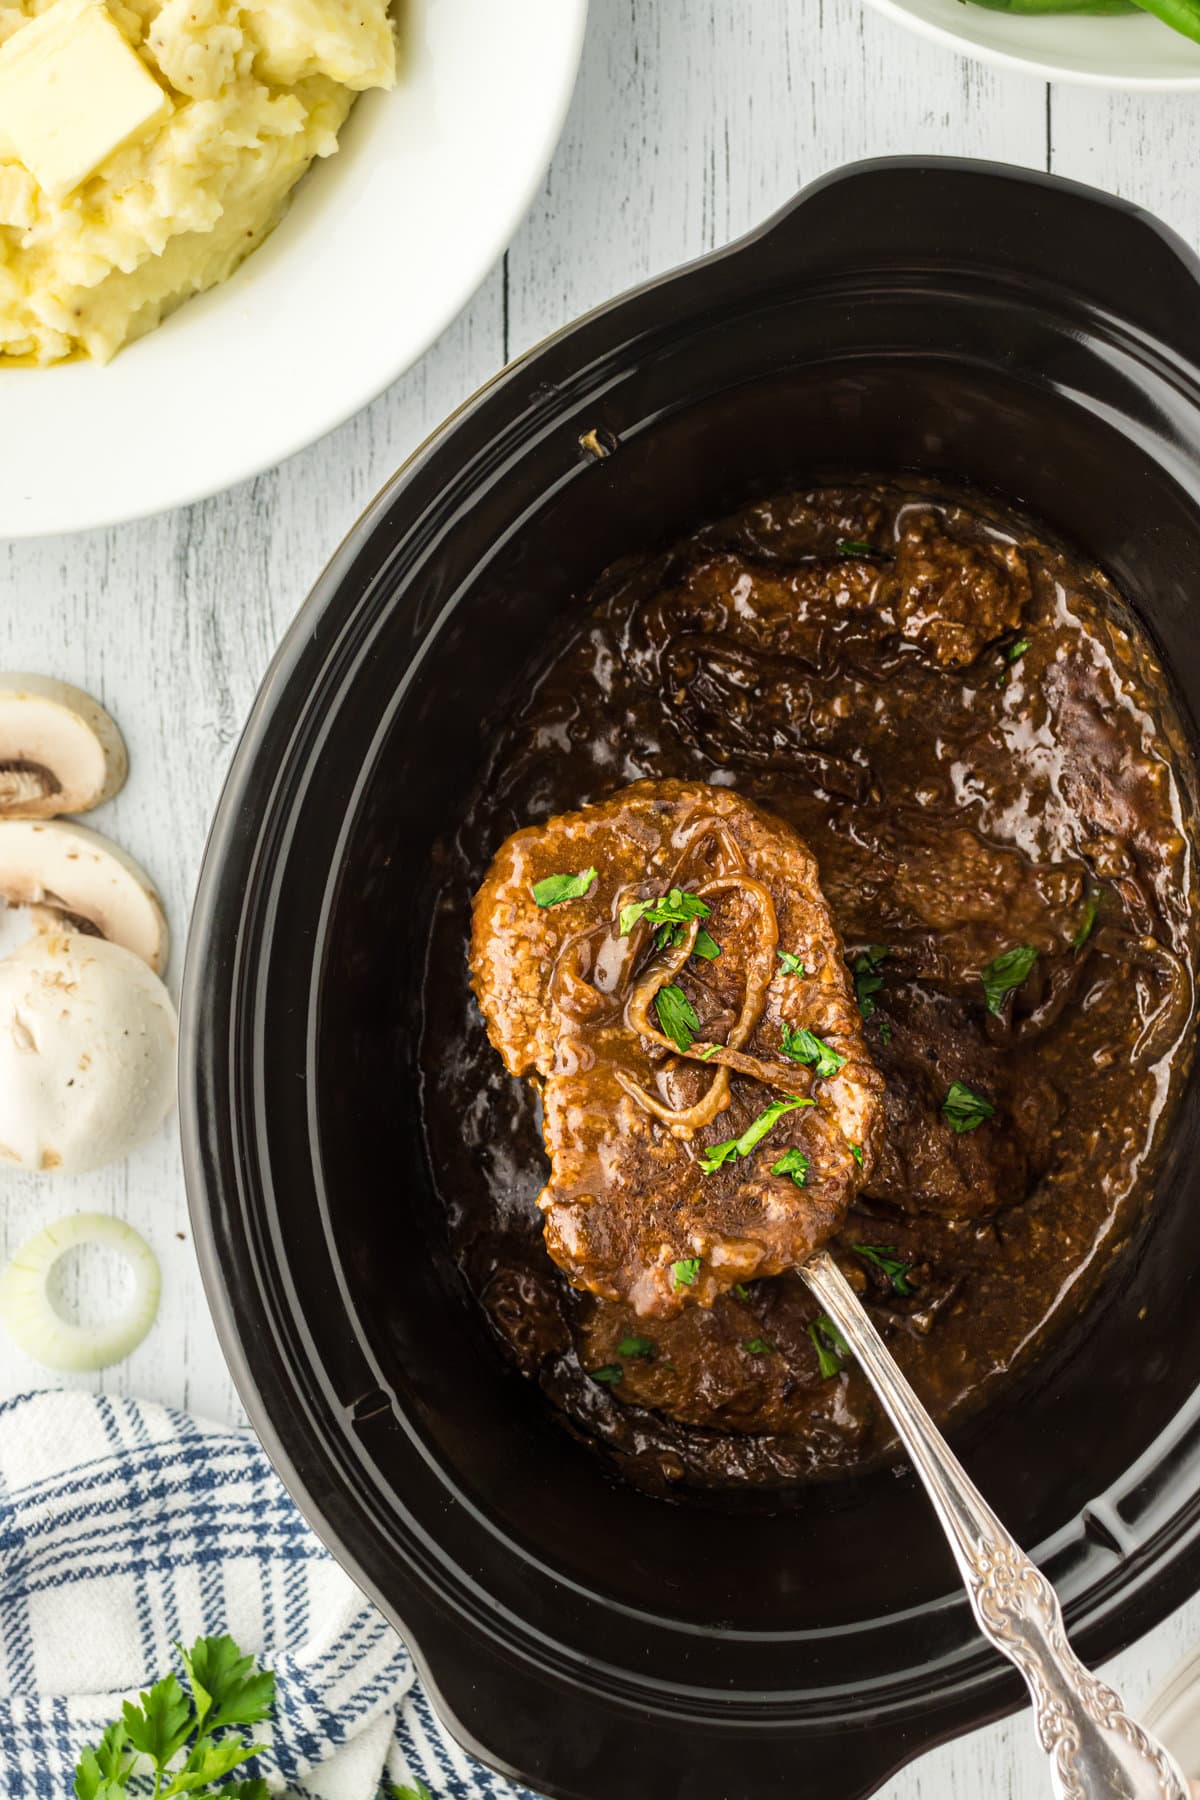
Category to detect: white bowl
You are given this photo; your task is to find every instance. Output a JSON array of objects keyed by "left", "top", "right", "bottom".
[
  {"left": 864, "top": 0, "right": 1200, "bottom": 89},
  {"left": 1, "top": 0, "right": 588, "bottom": 539}
]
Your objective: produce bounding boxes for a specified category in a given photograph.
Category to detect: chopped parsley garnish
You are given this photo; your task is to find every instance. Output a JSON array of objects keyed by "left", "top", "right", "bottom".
[
  {"left": 590, "top": 1363, "right": 623, "bottom": 1385},
  {"left": 532, "top": 867, "right": 597, "bottom": 907},
  {"left": 699, "top": 1095, "right": 814, "bottom": 1173},
  {"left": 809, "top": 1315, "right": 850, "bottom": 1379},
  {"left": 780, "top": 1023, "right": 846, "bottom": 1078},
  {"left": 770, "top": 1146, "right": 810, "bottom": 1187},
  {"left": 835, "top": 537, "right": 882, "bottom": 558},
  {"left": 852, "top": 944, "right": 891, "bottom": 1021},
  {"left": 743, "top": 1337, "right": 775, "bottom": 1355},
  {"left": 617, "top": 1335, "right": 656, "bottom": 1360},
  {"left": 853, "top": 1244, "right": 913, "bottom": 1296},
  {"left": 997, "top": 637, "right": 1032, "bottom": 686},
  {"left": 671, "top": 1257, "right": 701, "bottom": 1289},
  {"left": 942, "top": 1080, "right": 995, "bottom": 1133},
  {"left": 620, "top": 887, "right": 719, "bottom": 959},
  {"left": 850, "top": 1143, "right": 863, "bottom": 1165},
  {"left": 697, "top": 1043, "right": 720, "bottom": 1060},
  {"left": 732, "top": 1283, "right": 752, "bottom": 1302},
  {"left": 980, "top": 944, "right": 1038, "bottom": 1016},
  {"left": 777, "top": 951, "right": 807, "bottom": 977},
  {"left": 1073, "top": 888, "right": 1101, "bottom": 952},
  {"left": 655, "top": 983, "right": 699, "bottom": 1053},
  {"left": 876, "top": 1018, "right": 893, "bottom": 1045}
]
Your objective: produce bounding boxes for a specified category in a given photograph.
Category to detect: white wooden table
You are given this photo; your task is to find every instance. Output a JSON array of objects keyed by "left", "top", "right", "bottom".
[{"left": 2, "top": 4, "right": 1199, "bottom": 1794}]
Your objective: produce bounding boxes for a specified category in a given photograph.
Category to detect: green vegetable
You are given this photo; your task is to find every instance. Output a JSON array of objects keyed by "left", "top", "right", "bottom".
[
  {"left": 771, "top": 1146, "right": 810, "bottom": 1187},
  {"left": 73, "top": 1636, "right": 274, "bottom": 1800},
  {"left": 942, "top": 1080, "right": 996, "bottom": 1133},
  {"left": 852, "top": 944, "right": 892, "bottom": 1021},
  {"left": 732, "top": 1283, "right": 752, "bottom": 1302},
  {"left": 996, "top": 636, "right": 1032, "bottom": 685},
  {"left": 1073, "top": 888, "right": 1101, "bottom": 952},
  {"left": 853, "top": 1244, "right": 914, "bottom": 1296},
  {"left": 776, "top": 951, "right": 807, "bottom": 976},
  {"left": 850, "top": 1143, "right": 863, "bottom": 1165},
  {"left": 532, "top": 867, "right": 597, "bottom": 907},
  {"left": 780, "top": 1023, "right": 846, "bottom": 1078},
  {"left": 655, "top": 983, "right": 699, "bottom": 1052},
  {"left": 964, "top": 0, "right": 1136, "bottom": 13},
  {"left": 743, "top": 1337, "right": 775, "bottom": 1355},
  {"left": 1129, "top": 0, "right": 1200, "bottom": 43},
  {"left": 696, "top": 1043, "right": 720, "bottom": 1060},
  {"left": 387, "top": 1782, "right": 437, "bottom": 1800},
  {"left": 671, "top": 1257, "right": 701, "bottom": 1288},
  {"left": 980, "top": 944, "right": 1038, "bottom": 1015},
  {"left": 620, "top": 888, "right": 719, "bottom": 958},
  {"left": 835, "top": 537, "right": 887, "bottom": 557},
  {"left": 809, "top": 1315, "right": 850, "bottom": 1380},
  {"left": 590, "top": 1363, "right": 623, "bottom": 1385},
  {"left": 699, "top": 1095, "right": 814, "bottom": 1173},
  {"left": 617, "top": 1335, "right": 656, "bottom": 1359},
  {"left": 876, "top": 1018, "right": 893, "bottom": 1046}
]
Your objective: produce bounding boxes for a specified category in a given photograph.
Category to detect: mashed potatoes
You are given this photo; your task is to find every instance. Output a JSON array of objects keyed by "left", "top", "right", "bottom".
[{"left": 0, "top": 0, "right": 394, "bottom": 364}]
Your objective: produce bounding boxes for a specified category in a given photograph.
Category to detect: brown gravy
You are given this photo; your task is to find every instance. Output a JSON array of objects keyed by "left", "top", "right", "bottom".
[{"left": 421, "top": 483, "right": 1199, "bottom": 1493}]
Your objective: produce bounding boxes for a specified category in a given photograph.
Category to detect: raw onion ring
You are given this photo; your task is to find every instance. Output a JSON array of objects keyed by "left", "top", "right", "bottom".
[{"left": 0, "top": 1212, "right": 160, "bottom": 1371}]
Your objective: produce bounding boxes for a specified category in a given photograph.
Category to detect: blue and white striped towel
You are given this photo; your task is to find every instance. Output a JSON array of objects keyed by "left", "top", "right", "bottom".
[{"left": 0, "top": 1391, "right": 541, "bottom": 1800}]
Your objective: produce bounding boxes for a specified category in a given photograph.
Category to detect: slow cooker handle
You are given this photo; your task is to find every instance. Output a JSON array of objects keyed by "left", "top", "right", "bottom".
[{"left": 742, "top": 158, "right": 1200, "bottom": 366}]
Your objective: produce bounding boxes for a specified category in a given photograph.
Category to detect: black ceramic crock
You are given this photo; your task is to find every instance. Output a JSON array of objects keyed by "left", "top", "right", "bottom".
[{"left": 181, "top": 158, "right": 1200, "bottom": 1800}]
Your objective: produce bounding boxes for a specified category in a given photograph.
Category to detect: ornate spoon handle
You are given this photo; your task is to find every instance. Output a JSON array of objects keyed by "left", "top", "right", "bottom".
[{"left": 803, "top": 1250, "right": 1189, "bottom": 1800}]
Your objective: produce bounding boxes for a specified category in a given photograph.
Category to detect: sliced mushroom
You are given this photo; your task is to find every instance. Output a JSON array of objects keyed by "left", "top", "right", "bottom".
[
  {"left": 0, "top": 819, "right": 168, "bottom": 973},
  {"left": 0, "top": 674, "right": 127, "bottom": 819},
  {"left": 0, "top": 933, "right": 176, "bottom": 1175}
]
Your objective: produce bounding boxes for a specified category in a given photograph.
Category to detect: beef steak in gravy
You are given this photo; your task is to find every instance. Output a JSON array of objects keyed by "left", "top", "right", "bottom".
[{"left": 471, "top": 780, "right": 883, "bottom": 1316}]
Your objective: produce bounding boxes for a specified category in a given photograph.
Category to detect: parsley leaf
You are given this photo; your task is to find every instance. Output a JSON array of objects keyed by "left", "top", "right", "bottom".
[
  {"left": 732, "top": 1283, "right": 751, "bottom": 1302},
  {"left": 876, "top": 1018, "right": 893, "bottom": 1045},
  {"left": 809, "top": 1315, "right": 850, "bottom": 1379},
  {"left": 74, "top": 1637, "right": 275, "bottom": 1800},
  {"left": 743, "top": 1337, "right": 775, "bottom": 1355},
  {"left": 699, "top": 1095, "right": 814, "bottom": 1173},
  {"left": 850, "top": 1143, "right": 863, "bottom": 1165},
  {"left": 997, "top": 637, "right": 1032, "bottom": 686},
  {"left": 532, "top": 867, "right": 597, "bottom": 907},
  {"left": 852, "top": 944, "right": 891, "bottom": 1021},
  {"left": 617, "top": 1335, "right": 656, "bottom": 1359},
  {"left": 980, "top": 944, "right": 1037, "bottom": 1016},
  {"left": 655, "top": 983, "right": 699, "bottom": 1052},
  {"left": 387, "top": 1782, "right": 437, "bottom": 1800},
  {"left": 671, "top": 1257, "right": 701, "bottom": 1288},
  {"left": 620, "top": 887, "right": 710, "bottom": 941},
  {"left": 835, "top": 537, "right": 884, "bottom": 558},
  {"left": 1073, "top": 888, "right": 1101, "bottom": 952},
  {"left": 74, "top": 1723, "right": 134, "bottom": 1800},
  {"left": 692, "top": 928, "right": 722, "bottom": 960},
  {"left": 179, "top": 1636, "right": 275, "bottom": 1735},
  {"left": 780, "top": 1023, "right": 846, "bottom": 1078},
  {"left": 590, "top": 1363, "right": 623, "bottom": 1385},
  {"left": 942, "top": 1080, "right": 995, "bottom": 1133},
  {"left": 771, "top": 1146, "right": 810, "bottom": 1187},
  {"left": 853, "top": 1243, "right": 913, "bottom": 1296},
  {"left": 776, "top": 951, "right": 807, "bottom": 976}
]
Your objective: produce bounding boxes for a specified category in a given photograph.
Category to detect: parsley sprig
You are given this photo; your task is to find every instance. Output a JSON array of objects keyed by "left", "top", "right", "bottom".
[
  {"left": 531, "top": 867, "right": 597, "bottom": 907},
  {"left": 74, "top": 1636, "right": 275, "bottom": 1800},
  {"left": 655, "top": 983, "right": 699, "bottom": 1052},
  {"left": 852, "top": 944, "right": 891, "bottom": 1021},
  {"left": 942, "top": 1080, "right": 995, "bottom": 1133},
  {"left": 699, "top": 1095, "right": 814, "bottom": 1173},
  {"left": 776, "top": 950, "right": 807, "bottom": 977},
  {"left": 853, "top": 1243, "right": 913, "bottom": 1296},
  {"left": 620, "top": 887, "right": 720, "bottom": 959},
  {"left": 780, "top": 1023, "right": 846, "bottom": 1078},
  {"left": 387, "top": 1782, "right": 437, "bottom": 1800},
  {"left": 980, "top": 944, "right": 1037, "bottom": 1015},
  {"left": 809, "top": 1315, "right": 850, "bottom": 1380}
]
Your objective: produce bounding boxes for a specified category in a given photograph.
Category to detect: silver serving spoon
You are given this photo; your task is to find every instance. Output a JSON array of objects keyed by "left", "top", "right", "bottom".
[{"left": 803, "top": 1249, "right": 1192, "bottom": 1800}]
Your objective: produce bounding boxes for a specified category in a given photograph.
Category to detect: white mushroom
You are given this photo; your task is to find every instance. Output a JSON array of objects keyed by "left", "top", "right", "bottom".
[
  {"left": 0, "top": 818, "right": 168, "bottom": 973},
  {"left": 0, "top": 933, "right": 177, "bottom": 1175},
  {"left": 0, "top": 673, "right": 127, "bottom": 819}
]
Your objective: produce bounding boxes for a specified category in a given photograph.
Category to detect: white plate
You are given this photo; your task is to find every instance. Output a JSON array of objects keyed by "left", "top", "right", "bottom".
[
  {"left": 864, "top": 0, "right": 1200, "bottom": 89},
  {"left": 2, "top": 0, "right": 588, "bottom": 539}
]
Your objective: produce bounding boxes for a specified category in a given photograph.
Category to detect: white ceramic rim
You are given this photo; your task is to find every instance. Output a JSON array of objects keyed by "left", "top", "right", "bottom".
[
  {"left": 2, "top": 0, "right": 589, "bottom": 539},
  {"left": 863, "top": 0, "right": 1200, "bottom": 90}
]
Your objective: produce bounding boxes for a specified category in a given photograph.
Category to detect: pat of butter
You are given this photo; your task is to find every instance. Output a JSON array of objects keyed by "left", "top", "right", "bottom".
[{"left": 0, "top": 0, "right": 170, "bottom": 202}]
